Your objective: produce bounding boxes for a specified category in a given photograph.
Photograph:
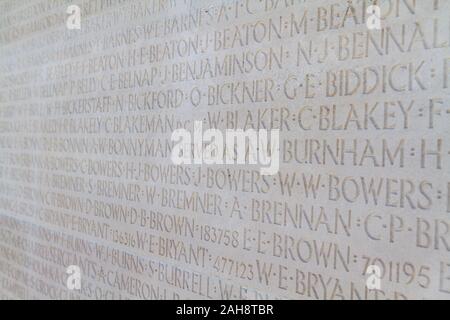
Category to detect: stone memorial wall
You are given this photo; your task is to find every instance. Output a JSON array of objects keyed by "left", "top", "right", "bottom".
[{"left": 0, "top": 0, "right": 449, "bottom": 299}]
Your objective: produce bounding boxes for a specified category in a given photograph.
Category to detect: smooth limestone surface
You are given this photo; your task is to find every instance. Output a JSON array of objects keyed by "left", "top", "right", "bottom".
[{"left": 0, "top": 0, "right": 449, "bottom": 300}]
